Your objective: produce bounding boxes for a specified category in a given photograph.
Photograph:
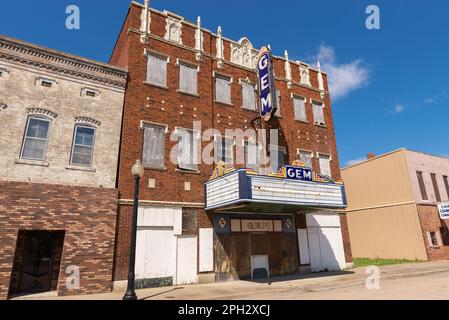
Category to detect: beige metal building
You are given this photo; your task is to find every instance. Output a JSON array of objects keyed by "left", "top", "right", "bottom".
[{"left": 341, "top": 149, "right": 449, "bottom": 261}]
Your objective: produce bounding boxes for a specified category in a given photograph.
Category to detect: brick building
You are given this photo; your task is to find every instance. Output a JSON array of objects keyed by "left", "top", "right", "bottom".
[
  {"left": 0, "top": 35, "right": 127, "bottom": 299},
  {"left": 110, "top": 1, "right": 352, "bottom": 289},
  {"left": 342, "top": 149, "right": 449, "bottom": 261}
]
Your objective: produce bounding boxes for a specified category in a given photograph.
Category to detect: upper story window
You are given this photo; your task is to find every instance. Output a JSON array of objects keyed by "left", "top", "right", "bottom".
[
  {"left": 318, "top": 153, "right": 331, "bottom": 177},
  {"left": 293, "top": 96, "right": 307, "bottom": 122},
  {"left": 179, "top": 62, "right": 198, "bottom": 95},
  {"left": 81, "top": 87, "right": 100, "bottom": 98},
  {"left": 298, "top": 149, "right": 313, "bottom": 168},
  {"left": 431, "top": 173, "right": 442, "bottom": 202},
  {"left": 146, "top": 51, "right": 169, "bottom": 87},
  {"left": 215, "top": 74, "right": 232, "bottom": 105},
  {"left": 36, "top": 77, "right": 57, "bottom": 89},
  {"left": 312, "top": 101, "right": 325, "bottom": 125},
  {"left": 270, "top": 145, "right": 287, "bottom": 173},
  {"left": 177, "top": 128, "right": 199, "bottom": 172},
  {"left": 20, "top": 117, "right": 51, "bottom": 161},
  {"left": 274, "top": 91, "right": 281, "bottom": 117},
  {"left": 142, "top": 122, "right": 166, "bottom": 170},
  {"left": 444, "top": 175, "right": 449, "bottom": 199},
  {"left": 215, "top": 137, "right": 234, "bottom": 164},
  {"left": 70, "top": 125, "right": 95, "bottom": 167},
  {"left": 241, "top": 81, "right": 256, "bottom": 111},
  {"left": 416, "top": 171, "right": 428, "bottom": 201},
  {"left": 244, "top": 141, "right": 259, "bottom": 172}
]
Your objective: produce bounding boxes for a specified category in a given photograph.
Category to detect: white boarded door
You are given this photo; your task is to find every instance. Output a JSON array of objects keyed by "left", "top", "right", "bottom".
[
  {"left": 136, "top": 227, "right": 174, "bottom": 279},
  {"left": 306, "top": 213, "right": 346, "bottom": 272},
  {"left": 176, "top": 235, "right": 198, "bottom": 285}
]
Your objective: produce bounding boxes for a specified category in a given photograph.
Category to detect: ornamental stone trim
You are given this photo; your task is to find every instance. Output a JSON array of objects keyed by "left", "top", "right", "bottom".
[{"left": 26, "top": 107, "right": 58, "bottom": 119}]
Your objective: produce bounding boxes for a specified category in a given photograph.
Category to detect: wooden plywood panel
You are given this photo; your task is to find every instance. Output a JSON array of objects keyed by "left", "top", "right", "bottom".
[
  {"left": 268, "top": 233, "right": 283, "bottom": 276},
  {"left": 199, "top": 228, "right": 214, "bottom": 272},
  {"left": 232, "top": 234, "right": 250, "bottom": 278},
  {"left": 282, "top": 234, "right": 299, "bottom": 275}
]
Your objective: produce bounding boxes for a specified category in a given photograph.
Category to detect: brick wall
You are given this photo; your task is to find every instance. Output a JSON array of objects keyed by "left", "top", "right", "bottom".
[
  {"left": 110, "top": 3, "right": 348, "bottom": 279},
  {"left": 339, "top": 213, "right": 353, "bottom": 263},
  {"left": 417, "top": 204, "right": 449, "bottom": 261},
  {"left": 0, "top": 181, "right": 118, "bottom": 299}
]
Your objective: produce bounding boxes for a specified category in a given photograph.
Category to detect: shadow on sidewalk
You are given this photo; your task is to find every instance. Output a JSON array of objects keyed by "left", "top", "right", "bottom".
[
  {"left": 139, "top": 287, "right": 185, "bottom": 300},
  {"left": 244, "top": 270, "right": 355, "bottom": 285}
]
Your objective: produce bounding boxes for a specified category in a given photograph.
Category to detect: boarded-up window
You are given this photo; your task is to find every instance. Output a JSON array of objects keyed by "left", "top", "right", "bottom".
[
  {"left": 215, "top": 76, "right": 231, "bottom": 104},
  {"left": 294, "top": 97, "right": 307, "bottom": 122},
  {"left": 319, "top": 154, "right": 331, "bottom": 177},
  {"left": 146, "top": 53, "right": 167, "bottom": 86},
  {"left": 274, "top": 91, "right": 281, "bottom": 117},
  {"left": 312, "top": 101, "right": 325, "bottom": 125},
  {"left": 177, "top": 128, "right": 199, "bottom": 171},
  {"left": 182, "top": 209, "right": 198, "bottom": 235},
  {"left": 417, "top": 171, "right": 428, "bottom": 201},
  {"left": 179, "top": 63, "right": 197, "bottom": 94},
  {"left": 215, "top": 137, "right": 234, "bottom": 163},
  {"left": 298, "top": 150, "right": 312, "bottom": 168},
  {"left": 431, "top": 173, "right": 442, "bottom": 202},
  {"left": 244, "top": 141, "right": 259, "bottom": 172},
  {"left": 444, "top": 176, "right": 449, "bottom": 199},
  {"left": 270, "top": 145, "right": 287, "bottom": 173},
  {"left": 241, "top": 82, "right": 256, "bottom": 110},
  {"left": 142, "top": 124, "right": 165, "bottom": 169}
]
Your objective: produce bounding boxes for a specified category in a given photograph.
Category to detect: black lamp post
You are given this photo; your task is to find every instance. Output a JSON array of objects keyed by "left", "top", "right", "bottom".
[{"left": 123, "top": 160, "right": 144, "bottom": 301}]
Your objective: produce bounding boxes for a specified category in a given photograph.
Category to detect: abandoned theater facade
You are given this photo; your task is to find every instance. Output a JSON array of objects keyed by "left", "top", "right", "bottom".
[{"left": 111, "top": 1, "right": 352, "bottom": 288}]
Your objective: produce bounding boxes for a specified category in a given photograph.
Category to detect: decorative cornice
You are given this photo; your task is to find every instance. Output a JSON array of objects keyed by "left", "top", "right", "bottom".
[
  {"left": 26, "top": 107, "right": 58, "bottom": 119},
  {"left": 0, "top": 35, "right": 127, "bottom": 90},
  {"left": 75, "top": 116, "right": 101, "bottom": 127}
]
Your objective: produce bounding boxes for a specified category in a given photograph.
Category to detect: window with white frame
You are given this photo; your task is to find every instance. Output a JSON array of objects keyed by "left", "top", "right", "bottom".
[
  {"left": 318, "top": 153, "right": 331, "bottom": 177},
  {"left": 179, "top": 63, "right": 198, "bottom": 95},
  {"left": 244, "top": 141, "right": 259, "bottom": 172},
  {"left": 298, "top": 150, "right": 313, "bottom": 168},
  {"left": 215, "top": 136, "right": 234, "bottom": 164},
  {"left": 293, "top": 96, "right": 307, "bottom": 122},
  {"left": 146, "top": 52, "right": 168, "bottom": 87},
  {"left": 20, "top": 117, "right": 51, "bottom": 161},
  {"left": 313, "top": 101, "right": 325, "bottom": 125},
  {"left": 428, "top": 231, "right": 441, "bottom": 248},
  {"left": 142, "top": 123, "right": 166, "bottom": 169},
  {"left": 270, "top": 145, "right": 287, "bottom": 173},
  {"left": 70, "top": 125, "right": 96, "bottom": 166},
  {"left": 215, "top": 75, "right": 232, "bottom": 104},
  {"left": 177, "top": 128, "right": 199, "bottom": 171},
  {"left": 241, "top": 81, "right": 256, "bottom": 111}
]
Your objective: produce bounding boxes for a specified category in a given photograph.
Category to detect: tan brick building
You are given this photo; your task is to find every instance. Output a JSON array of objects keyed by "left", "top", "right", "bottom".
[
  {"left": 342, "top": 149, "right": 449, "bottom": 261},
  {"left": 0, "top": 35, "right": 127, "bottom": 299},
  {"left": 110, "top": 1, "right": 351, "bottom": 289}
]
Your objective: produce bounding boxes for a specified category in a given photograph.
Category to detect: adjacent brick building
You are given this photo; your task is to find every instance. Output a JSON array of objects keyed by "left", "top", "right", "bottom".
[
  {"left": 110, "top": 1, "right": 351, "bottom": 289},
  {"left": 342, "top": 149, "right": 449, "bottom": 261},
  {"left": 0, "top": 35, "right": 127, "bottom": 299}
]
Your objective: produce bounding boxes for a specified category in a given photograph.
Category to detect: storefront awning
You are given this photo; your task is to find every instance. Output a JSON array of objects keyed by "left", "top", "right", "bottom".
[{"left": 205, "top": 169, "right": 347, "bottom": 212}]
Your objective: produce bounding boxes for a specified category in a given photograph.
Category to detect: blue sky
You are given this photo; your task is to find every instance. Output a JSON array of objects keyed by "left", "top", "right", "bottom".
[{"left": 1, "top": 0, "right": 448, "bottom": 166}]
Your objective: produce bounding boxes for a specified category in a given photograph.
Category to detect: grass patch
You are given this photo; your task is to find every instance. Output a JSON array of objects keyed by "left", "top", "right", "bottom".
[{"left": 353, "top": 258, "right": 420, "bottom": 267}]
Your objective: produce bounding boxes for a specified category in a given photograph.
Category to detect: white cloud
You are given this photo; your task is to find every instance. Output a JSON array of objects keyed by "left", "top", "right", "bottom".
[
  {"left": 392, "top": 104, "right": 405, "bottom": 114},
  {"left": 345, "top": 158, "right": 366, "bottom": 167},
  {"left": 315, "top": 45, "right": 369, "bottom": 101}
]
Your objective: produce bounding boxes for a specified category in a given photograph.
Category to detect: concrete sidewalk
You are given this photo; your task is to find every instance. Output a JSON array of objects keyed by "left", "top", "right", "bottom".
[{"left": 11, "top": 260, "right": 449, "bottom": 300}]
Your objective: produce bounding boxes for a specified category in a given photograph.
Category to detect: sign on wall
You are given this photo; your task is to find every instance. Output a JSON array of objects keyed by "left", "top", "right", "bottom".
[
  {"left": 257, "top": 47, "right": 277, "bottom": 121},
  {"left": 438, "top": 202, "right": 449, "bottom": 220},
  {"left": 241, "top": 220, "right": 274, "bottom": 232},
  {"left": 285, "top": 165, "right": 313, "bottom": 182}
]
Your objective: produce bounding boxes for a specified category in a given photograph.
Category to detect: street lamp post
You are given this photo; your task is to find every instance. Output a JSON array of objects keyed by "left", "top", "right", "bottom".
[{"left": 123, "top": 160, "right": 144, "bottom": 301}]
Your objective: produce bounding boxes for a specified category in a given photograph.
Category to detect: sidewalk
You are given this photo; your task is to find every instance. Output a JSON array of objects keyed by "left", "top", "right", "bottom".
[{"left": 12, "top": 260, "right": 449, "bottom": 300}]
